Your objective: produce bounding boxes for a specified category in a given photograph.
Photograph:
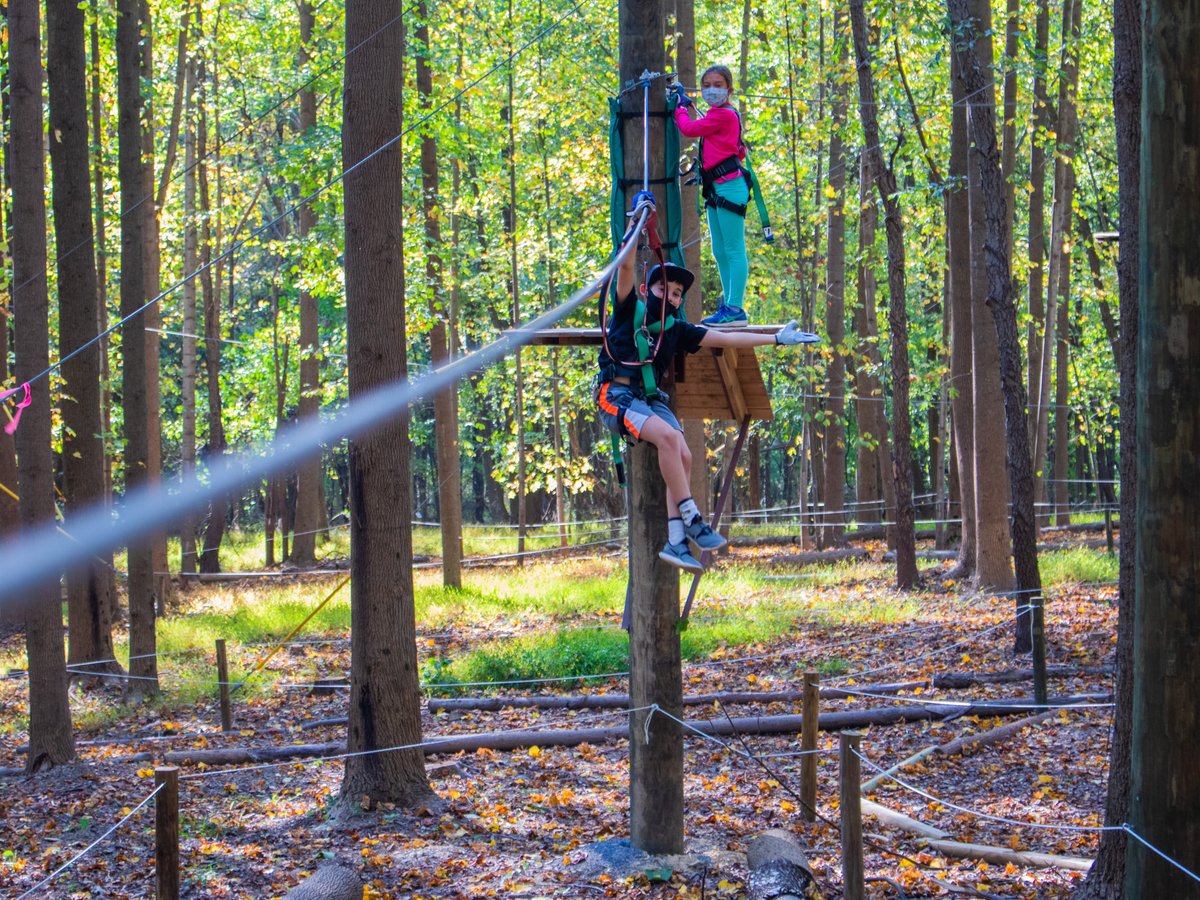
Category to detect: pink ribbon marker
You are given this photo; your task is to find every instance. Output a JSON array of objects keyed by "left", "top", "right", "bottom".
[{"left": 1, "top": 383, "right": 31, "bottom": 435}]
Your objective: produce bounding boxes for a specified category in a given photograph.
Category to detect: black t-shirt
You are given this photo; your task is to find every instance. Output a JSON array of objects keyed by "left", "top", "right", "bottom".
[{"left": 597, "top": 288, "right": 708, "bottom": 383}]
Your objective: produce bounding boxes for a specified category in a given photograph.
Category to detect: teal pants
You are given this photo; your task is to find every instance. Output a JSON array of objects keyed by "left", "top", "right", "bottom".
[{"left": 706, "top": 176, "right": 750, "bottom": 309}]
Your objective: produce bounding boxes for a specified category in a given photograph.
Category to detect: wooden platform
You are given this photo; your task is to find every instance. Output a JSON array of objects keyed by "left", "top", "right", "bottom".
[{"left": 515, "top": 327, "right": 776, "bottom": 423}]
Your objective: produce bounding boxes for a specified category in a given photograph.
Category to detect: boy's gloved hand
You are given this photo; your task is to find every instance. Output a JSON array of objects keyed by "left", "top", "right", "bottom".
[
  {"left": 672, "top": 82, "right": 694, "bottom": 107},
  {"left": 632, "top": 190, "right": 657, "bottom": 211},
  {"left": 774, "top": 321, "right": 821, "bottom": 345}
]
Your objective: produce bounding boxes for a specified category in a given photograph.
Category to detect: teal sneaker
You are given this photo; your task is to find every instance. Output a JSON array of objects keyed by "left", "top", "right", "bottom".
[
  {"left": 701, "top": 303, "right": 749, "bottom": 327},
  {"left": 659, "top": 541, "right": 705, "bottom": 574},
  {"left": 684, "top": 516, "right": 728, "bottom": 552}
]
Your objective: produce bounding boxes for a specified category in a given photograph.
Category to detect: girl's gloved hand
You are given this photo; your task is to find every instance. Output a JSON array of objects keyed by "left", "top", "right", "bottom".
[
  {"left": 774, "top": 321, "right": 821, "bottom": 345},
  {"left": 673, "top": 82, "right": 694, "bottom": 107}
]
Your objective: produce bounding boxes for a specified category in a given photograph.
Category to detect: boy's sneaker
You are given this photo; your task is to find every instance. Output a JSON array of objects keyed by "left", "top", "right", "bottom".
[
  {"left": 659, "top": 541, "right": 705, "bottom": 574},
  {"left": 684, "top": 516, "right": 728, "bottom": 552},
  {"left": 701, "top": 303, "right": 749, "bottom": 327}
]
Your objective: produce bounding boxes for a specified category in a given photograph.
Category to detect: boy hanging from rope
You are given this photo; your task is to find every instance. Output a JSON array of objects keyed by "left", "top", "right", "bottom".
[{"left": 596, "top": 194, "right": 818, "bottom": 573}]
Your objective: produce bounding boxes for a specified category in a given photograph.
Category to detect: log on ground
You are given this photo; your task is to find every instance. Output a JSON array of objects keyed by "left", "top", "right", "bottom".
[
  {"left": 746, "top": 828, "right": 824, "bottom": 899},
  {"left": 283, "top": 863, "right": 363, "bottom": 900}
]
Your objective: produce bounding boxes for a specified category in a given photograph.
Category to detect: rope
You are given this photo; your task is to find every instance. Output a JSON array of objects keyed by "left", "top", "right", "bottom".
[
  {"left": 13, "top": 783, "right": 163, "bottom": 900},
  {"left": 179, "top": 704, "right": 656, "bottom": 781},
  {"left": 0, "top": 204, "right": 647, "bottom": 604},
  {"left": 235, "top": 574, "right": 351, "bottom": 690}
]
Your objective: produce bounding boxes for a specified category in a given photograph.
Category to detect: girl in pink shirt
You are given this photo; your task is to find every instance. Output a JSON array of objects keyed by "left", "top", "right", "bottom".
[{"left": 674, "top": 65, "right": 751, "bottom": 326}]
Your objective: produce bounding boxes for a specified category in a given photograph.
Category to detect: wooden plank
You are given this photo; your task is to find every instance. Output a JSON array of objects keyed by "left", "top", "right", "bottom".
[
  {"left": 513, "top": 327, "right": 775, "bottom": 422},
  {"left": 714, "top": 348, "right": 748, "bottom": 422}
]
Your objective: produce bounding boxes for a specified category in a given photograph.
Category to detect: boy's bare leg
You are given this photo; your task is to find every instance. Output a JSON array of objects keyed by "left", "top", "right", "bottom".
[{"left": 638, "top": 416, "right": 692, "bottom": 516}]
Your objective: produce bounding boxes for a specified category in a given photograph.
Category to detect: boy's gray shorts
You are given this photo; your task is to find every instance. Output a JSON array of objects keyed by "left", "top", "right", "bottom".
[{"left": 596, "top": 381, "right": 682, "bottom": 442}]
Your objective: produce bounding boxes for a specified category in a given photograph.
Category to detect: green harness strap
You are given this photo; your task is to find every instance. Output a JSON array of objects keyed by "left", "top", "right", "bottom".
[
  {"left": 608, "top": 299, "right": 676, "bottom": 485},
  {"left": 606, "top": 89, "right": 685, "bottom": 485}
]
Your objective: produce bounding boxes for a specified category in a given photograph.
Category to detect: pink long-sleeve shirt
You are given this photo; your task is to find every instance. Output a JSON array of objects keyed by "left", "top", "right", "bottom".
[{"left": 674, "top": 104, "right": 744, "bottom": 183}]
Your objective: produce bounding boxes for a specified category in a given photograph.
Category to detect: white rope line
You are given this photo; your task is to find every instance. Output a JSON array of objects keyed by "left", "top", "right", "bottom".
[
  {"left": 13, "top": 783, "right": 164, "bottom": 900},
  {"left": 834, "top": 686, "right": 1115, "bottom": 711},
  {"left": 1120, "top": 824, "right": 1200, "bottom": 885},
  {"left": 827, "top": 614, "right": 1026, "bottom": 684},
  {"left": 686, "top": 621, "right": 953, "bottom": 671},
  {"left": 855, "top": 746, "right": 1113, "bottom": 833},
  {"left": 179, "top": 705, "right": 657, "bottom": 781},
  {"left": 646, "top": 704, "right": 834, "bottom": 762}
]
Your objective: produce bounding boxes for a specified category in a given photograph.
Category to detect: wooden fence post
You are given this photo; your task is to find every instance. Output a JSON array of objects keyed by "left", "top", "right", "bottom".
[
  {"left": 155, "top": 766, "right": 180, "bottom": 900},
  {"left": 801, "top": 672, "right": 819, "bottom": 821},
  {"left": 1031, "top": 595, "right": 1048, "bottom": 705},
  {"left": 216, "top": 639, "right": 233, "bottom": 732},
  {"left": 839, "top": 732, "right": 864, "bottom": 900}
]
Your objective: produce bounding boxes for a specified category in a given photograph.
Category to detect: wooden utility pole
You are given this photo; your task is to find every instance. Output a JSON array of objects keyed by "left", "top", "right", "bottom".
[
  {"left": 1126, "top": 7, "right": 1200, "bottom": 894},
  {"left": 620, "top": 0, "right": 684, "bottom": 856}
]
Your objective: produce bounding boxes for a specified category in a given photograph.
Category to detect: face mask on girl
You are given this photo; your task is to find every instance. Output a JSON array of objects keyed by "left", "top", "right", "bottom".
[{"left": 701, "top": 87, "right": 729, "bottom": 106}]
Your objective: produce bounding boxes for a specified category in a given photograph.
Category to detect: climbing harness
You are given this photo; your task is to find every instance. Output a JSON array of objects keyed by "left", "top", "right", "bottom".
[{"left": 685, "top": 106, "right": 774, "bottom": 242}]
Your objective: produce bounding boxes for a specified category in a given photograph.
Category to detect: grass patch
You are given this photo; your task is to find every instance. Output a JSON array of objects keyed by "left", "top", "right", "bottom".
[{"left": 1039, "top": 547, "right": 1118, "bottom": 586}]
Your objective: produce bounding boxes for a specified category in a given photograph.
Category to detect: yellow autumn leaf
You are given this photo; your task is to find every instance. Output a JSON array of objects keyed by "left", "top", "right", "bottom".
[
  {"left": 1038, "top": 774, "right": 1056, "bottom": 783},
  {"left": 824, "top": 183, "right": 837, "bottom": 199},
  {"left": 528, "top": 745, "right": 542, "bottom": 758}
]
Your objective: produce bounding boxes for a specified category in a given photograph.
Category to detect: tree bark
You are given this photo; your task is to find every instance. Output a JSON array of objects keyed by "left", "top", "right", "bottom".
[
  {"left": 140, "top": 0, "right": 171, "bottom": 610},
  {"left": 339, "top": 0, "right": 433, "bottom": 809},
  {"left": 47, "top": 0, "right": 121, "bottom": 676},
  {"left": 946, "top": 51, "right": 976, "bottom": 577},
  {"left": 1073, "top": 0, "right": 1139, "bottom": 893},
  {"left": 1025, "top": 0, "right": 1050, "bottom": 520},
  {"left": 196, "top": 15, "right": 227, "bottom": 574},
  {"left": 290, "top": 0, "right": 322, "bottom": 567},
  {"left": 853, "top": 155, "right": 894, "bottom": 538},
  {"left": 11, "top": 0, "right": 76, "bottom": 769},
  {"left": 821, "top": 8, "right": 847, "bottom": 548},
  {"left": 117, "top": 0, "right": 158, "bottom": 694},
  {"left": 962, "top": 0, "right": 1013, "bottom": 595},
  {"left": 620, "top": 0, "right": 684, "bottom": 856},
  {"left": 417, "top": 0, "right": 462, "bottom": 587},
  {"left": 180, "top": 53, "right": 198, "bottom": 577},
  {"left": 949, "top": 0, "right": 1042, "bottom": 654},
  {"left": 1124, "top": 5, "right": 1200, "bottom": 895},
  {"left": 848, "top": 0, "right": 917, "bottom": 589}
]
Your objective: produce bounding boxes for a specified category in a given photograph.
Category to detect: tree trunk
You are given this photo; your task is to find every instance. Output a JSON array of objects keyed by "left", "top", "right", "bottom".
[
  {"left": 853, "top": 155, "right": 894, "bottom": 537},
  {"left": 848, "top": 0, "right": 917, "bottom": 589},
  {"left": 339, "top": 0, "right": 432, "bottom": 809},
  {"left": 140, "top": 0, "right": 171, "bottom": 609},
  {"left": 417, "top": 0, "right": 462, "bottom": 587},
  {"left": 12, "top": 0, "right": 76, "bottom": 768},
  {"left": 821, "top": 8, "right": 847, "bottom": 548},
  {"left": 948, "top": 0, "right": 1044, "bottom": 656},
  {"left": 621, "top": 0, "right": 683, "bottom": 856},
  {"left": 1025, "top": 0, "right": 1050, "bottom": 518},
  {"left": 1126, "top": 7, "right": 1200, "bottom": 893},
  {"left": 290, "top": 0, "right": 322, "bottom": 567},
  {"left": 180, "top": 55, "right": 199, "bottom": 577},
  {"left": 47, "top": 0, "right": 121, "bottom": 676},
  {"left": 946, "top": 51, "right": 976, "bottom": 577},
  {"left": 117, "top": 0, "right": 158, "bottom": 694},
  {"left": 1049, "top": 0, "right": 1081, "bottom": 528},
  {"left": 1073, "top": 0, "right": 1139, "bottom": 894},
  {"left": 88, "top": 0, "right": 114, "bottom": 513},
  {"left": 197, "top": 18, "right": 226, "bottom": 574},
  {"left": 962, "top": 0, "right": 1013, "bottom": 594}
]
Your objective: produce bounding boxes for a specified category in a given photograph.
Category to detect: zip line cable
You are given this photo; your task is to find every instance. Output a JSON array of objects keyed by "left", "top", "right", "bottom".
[
  {"left": 0, "top": 205, "right": 646, "bottom": 604},
  {"left": 7, "top": 0, "right": 590, "bottom": 397}
]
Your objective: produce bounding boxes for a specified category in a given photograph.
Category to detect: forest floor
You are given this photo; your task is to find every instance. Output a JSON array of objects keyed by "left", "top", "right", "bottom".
[{"left": 0, "top": 533, "right": 1118, "bottom": 898}]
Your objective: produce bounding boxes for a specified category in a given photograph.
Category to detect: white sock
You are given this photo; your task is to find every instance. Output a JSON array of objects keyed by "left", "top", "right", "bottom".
[
  {"left": 668, "top": 517, "right": 685, "bottom": 545},
  {"left": 678, "top": 497, "right": 701, "bottom": 525}
]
